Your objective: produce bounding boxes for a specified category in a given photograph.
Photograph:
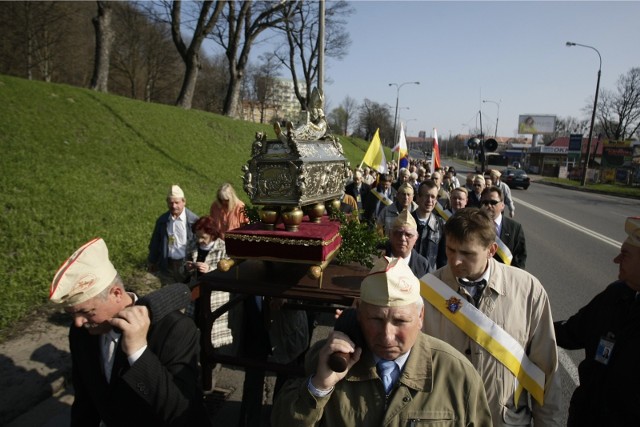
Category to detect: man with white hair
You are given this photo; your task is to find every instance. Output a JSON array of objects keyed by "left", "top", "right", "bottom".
[
  {"left": 50, "top": 238, "right": 209, "bottom": 426},
  {"left": 376, "top": 183, "right": 417, "bottom": 238},
  {"left": 392, "top": 167, "right": 411, "bottom": 190},
  {"left": 362, "top": 166, "right": 376, "bottom": 186},
  {"left": 345, "top": 169, "right": 371, "bottom": 221},
  {"left": 555, "top": 217, "right": 640, "bottom": 426},
  {"left": 271, "top": 257, "right": 492, "bottom": 426},
  {"left": 148, "top": 184, "right": 199, "bottom": 284}
]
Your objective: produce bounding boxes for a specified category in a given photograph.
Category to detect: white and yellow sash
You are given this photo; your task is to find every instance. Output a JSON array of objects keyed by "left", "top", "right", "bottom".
[
  {"left": 371, "top": 189, "right": 392, "bottom": 206},
  {"left": 494, "top": 236, "right": 513, "bottom": 266},
  {"left": 434, "top": 202, "right": 452, "bottom": 221},
  {"left": 419, "top": 273, "right": 545, "bottom": 405}
]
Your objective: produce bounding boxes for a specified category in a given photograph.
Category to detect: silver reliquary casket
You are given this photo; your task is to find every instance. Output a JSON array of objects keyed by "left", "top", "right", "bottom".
[
  {"left": 243, "top": 135, "right": 349, "bottom": 206},
  {"left": 241, "top": 88, "right": 350, "bottom": 217}
]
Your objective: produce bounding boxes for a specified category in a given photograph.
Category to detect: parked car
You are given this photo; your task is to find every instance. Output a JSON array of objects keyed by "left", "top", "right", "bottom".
[{"left": 502, "top": 168, "right": 530, "bottom": 189}]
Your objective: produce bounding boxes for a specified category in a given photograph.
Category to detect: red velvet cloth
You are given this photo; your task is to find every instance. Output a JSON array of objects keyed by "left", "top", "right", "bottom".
[{"left": 225, "top": 216, "right": 341, "bottom": 263}]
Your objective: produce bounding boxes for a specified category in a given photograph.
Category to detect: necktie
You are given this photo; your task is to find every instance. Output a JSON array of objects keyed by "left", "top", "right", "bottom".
[
  {"left": 458, "top": 278, "right": 487, "bottom": 306},
  {"left": 103, "top": 333, "right": 117, "bottom": 382},
  {"left": 377, "top": 359, "right": 397, "bottom": 394}
]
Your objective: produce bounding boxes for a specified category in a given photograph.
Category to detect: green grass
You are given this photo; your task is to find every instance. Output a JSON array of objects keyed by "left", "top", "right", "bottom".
[
  {"left": 541, "top": 177, "right": 640, "bottom": 197},
  {"left": 0, "top": 74, "right": 382, "bottom": 335}
]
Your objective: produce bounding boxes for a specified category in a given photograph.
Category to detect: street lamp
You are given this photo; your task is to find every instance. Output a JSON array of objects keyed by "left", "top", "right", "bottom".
[
  {"left": 566, "top": 41, "right": 602, "bottom": 186},
  {"left": 404, "top": 118, "right": 417, "bottom": 135},
  {"left": 482, "top": 99, "right": 501, "bottom": 138},
  {"left": 389, "top": 81, "right": 420, "bottom": 146},
  {"left": 398, "top": 106, "right": 410, "bottom": 126}
]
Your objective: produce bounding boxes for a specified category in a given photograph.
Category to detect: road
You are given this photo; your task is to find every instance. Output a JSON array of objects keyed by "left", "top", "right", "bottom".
[{"left": 8, "top": 163, "right": 637, "bottom": 426}]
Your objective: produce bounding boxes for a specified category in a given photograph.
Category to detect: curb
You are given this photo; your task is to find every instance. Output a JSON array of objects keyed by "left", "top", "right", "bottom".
[{"left": 535, "top": 180, "right": 640, "bottom": 200}]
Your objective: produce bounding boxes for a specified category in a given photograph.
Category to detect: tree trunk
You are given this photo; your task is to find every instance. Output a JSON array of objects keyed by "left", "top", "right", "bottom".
[
  {"left": 90, "top": 1, "right": 114, "bottom": 92},
  {"left": 175, "top": 52, "right": 200, "bottom": 109},
  {"left": 223, "top": 67, "right": 242, "bottom": 116}
]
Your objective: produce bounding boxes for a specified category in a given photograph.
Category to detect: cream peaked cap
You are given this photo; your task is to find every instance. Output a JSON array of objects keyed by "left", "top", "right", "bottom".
[
  {"left": 393, "top": 209, "right": 417, "bottom": 230},
  {"left": 167, "top": 184, "right": 184, "bottom": 199},
  {"left": 49, "top": 238, "right": 117, "bottom": 306},
  {"left": 360, "top": 257, "right": 421, "bottom": 307},
  {"left": 624, "top": 217, "right": 640, "bottom": 248}
]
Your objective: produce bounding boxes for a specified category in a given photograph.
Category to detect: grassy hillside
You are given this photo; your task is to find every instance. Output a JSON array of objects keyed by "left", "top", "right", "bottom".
[{"left": 0, "top": 74, "right": 384, "bottom": 333}]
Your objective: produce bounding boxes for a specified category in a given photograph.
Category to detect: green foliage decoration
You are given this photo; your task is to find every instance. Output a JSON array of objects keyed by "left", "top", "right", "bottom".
[{"left": 332, "top": 210, "right": 386, "bottom": 269}]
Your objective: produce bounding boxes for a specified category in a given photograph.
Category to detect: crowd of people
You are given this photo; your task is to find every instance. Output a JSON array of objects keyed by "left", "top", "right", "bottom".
[{"left": 47, "top": 162, "right": 640, "bottom": 427}]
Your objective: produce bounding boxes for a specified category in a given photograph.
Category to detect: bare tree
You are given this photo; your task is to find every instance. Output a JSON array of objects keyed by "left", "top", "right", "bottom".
[
  {"left": 90, "top": 1, "right": 115, "bottom": 92},
  {"left": 593, "top": 67, "right": 640, "bottom": 141},
  {"left": 328, "top": 95, "right": 358, "bottom": 136},
  {"left": 355, "top": 98, "right": 393, "bottom": 143},
  {"left": 273, "top": 0, "right": 352, "bottom": 110},
  {"left": 208, "top": 1, "right": 287, "bottom": 117},
  {"left": 0, "top": 2, "right": 83, "bottom": 83},
  {"left": 138, "top": 0, "right": 226, "bottom": 109},
  {"left": 554, "top": 116, "right": 590, "bottom": 136},
  {"left": 341, "top": 95, "right": 358, "bottom": 135},
  {"left": 540, "top": 115, "right": 590, "bottom": 144},
  {"left": 246, "top": 54, "right": 281, "bottom": 123},
  {"left": 110, "top": 2, "right": 182, "bottom": 103}
]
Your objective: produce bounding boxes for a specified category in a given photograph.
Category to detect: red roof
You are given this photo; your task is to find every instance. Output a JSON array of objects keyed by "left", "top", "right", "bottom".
[{"left": 550, "top": 137, "right": 604, "bottom": 155}]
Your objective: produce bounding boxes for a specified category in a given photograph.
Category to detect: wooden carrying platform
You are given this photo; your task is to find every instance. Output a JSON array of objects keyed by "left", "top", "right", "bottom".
[{"left": 195, "top": 259, "right": 367, "bottom": 390}]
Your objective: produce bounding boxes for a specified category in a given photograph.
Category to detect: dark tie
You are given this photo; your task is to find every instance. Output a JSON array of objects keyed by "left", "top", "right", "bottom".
[
  {"left": 458, "top": 278, "right": 487, "bottom": 306},
  {"left": 377, "top": 359, "right": 397, "bottom": 394}
]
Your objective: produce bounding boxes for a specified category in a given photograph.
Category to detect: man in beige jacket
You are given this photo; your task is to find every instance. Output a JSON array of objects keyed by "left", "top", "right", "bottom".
[{"left": 422, "top": 208, "right": 561, "bottom": 426}]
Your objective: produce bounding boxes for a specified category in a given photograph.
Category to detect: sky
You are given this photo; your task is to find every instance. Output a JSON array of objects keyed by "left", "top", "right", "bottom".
[{"left": 315, "top": 1, "right": 640, "bottom": 140}]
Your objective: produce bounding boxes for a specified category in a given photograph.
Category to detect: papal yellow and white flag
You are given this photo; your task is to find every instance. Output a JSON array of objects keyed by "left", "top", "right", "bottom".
[{"left": 361, "top": 128, "right": 388, "bottom": 173}]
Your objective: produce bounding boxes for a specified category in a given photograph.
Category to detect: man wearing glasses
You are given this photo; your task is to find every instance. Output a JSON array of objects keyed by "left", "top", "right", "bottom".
[
  {"left": 385, "top": 209, "right": 431, "bottom": 278},
  {"left": 480, "top": 186, "right": 527, "bottom": 269}
]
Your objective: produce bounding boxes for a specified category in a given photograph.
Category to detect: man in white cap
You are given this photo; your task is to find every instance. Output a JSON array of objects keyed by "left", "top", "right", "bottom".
[
  {"left": 554, "top": 217, "right": 640, "bottom": 426},
  {"left": 50, "top": 238, "right": 210, "bottom": 426},
  {"left": 271, "top": 257, "right": 492, "bottom": 426},
  {"left": 148, "top": 184, "right": 199, "bottom": 284},
  {"left": 385, "top": 209, "right": 430, "bottom": 278}
]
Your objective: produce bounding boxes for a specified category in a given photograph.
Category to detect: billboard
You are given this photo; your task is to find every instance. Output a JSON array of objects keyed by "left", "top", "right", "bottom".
[
  {"left": 518, "top": 115, "right": 556, "bottom": 135},
  {"left": 602, "top": 140, "right": 634, "bottom": 168},
  {"left": 569, "top": 134, "right": 583, "bottom": 152}
]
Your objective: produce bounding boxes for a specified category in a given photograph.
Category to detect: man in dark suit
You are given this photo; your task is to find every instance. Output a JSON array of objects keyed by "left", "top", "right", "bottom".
[
  {"left": 411, "top": 180, "right": 447, "bottom": 273},
  {"left": 50, "top": 238, "right": 210, "bottom": 427},
  {"left": 363, "top": 173, "right": 396, "bottom": 226},
  {"left": 344, "top": 169, "right": 371, "bottom": 220},
  {"left": 467, "top": 174, "right": 485, "bottom": 208},
  {"left": 481, "top": 186, "right": 527, "bottom": 269}
]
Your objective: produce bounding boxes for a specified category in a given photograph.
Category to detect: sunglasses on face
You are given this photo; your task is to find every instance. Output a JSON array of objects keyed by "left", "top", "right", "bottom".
[{"left": 481, "top": 200, "right": 501, "bottom": 206}]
